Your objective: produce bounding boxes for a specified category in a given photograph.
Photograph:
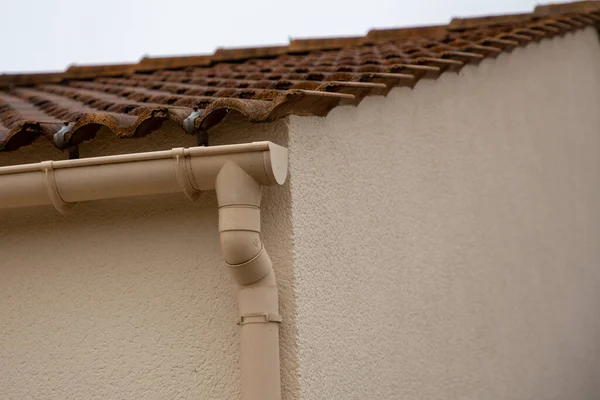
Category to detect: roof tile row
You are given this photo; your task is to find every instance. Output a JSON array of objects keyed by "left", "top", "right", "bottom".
[{"left": 0, "top": 2, "right": 599, "bottom": 153}]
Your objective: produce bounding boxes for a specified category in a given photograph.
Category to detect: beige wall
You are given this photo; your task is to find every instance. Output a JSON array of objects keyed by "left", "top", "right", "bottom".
[
  {"left": 287, "top": 27, "right": 600, "bottom": 399},
  {"left": 0, "top": 122, "right": 299, "bottom": 400},
  {"left": 1, "top": 27, "right": 599, "bottom": 400}
]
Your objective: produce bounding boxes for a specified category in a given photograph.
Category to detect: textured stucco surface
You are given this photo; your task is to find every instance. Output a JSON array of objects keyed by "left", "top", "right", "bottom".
[
  {"left": 287, "top": 28, "right": 600, "bottom": 399},
  {"left": 0, "top": 121, "right": 299, "bottom": 400}
]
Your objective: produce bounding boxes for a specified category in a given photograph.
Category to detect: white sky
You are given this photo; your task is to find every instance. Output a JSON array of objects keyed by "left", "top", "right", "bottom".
[{"left": 0, "top": 0, "right": 552, "bottom": 73}]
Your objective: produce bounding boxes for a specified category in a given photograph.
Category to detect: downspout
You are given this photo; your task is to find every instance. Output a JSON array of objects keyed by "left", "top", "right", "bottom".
[
  {"left": 0, "top": 141, "right": 288, "bottom": 400},
  {"left": 216, "top": 161, "right": 281, "bottom": 400}
]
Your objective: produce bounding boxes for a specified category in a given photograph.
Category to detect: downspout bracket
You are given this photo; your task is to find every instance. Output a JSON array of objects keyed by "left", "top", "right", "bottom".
[{"left": 237, "top": 312, "right": 283, "bottom": 325}]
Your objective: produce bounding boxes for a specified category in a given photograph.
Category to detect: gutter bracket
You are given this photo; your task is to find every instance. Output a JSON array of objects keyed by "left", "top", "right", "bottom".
[
  {"left": 183, "top": 110, "right": 209, "bottom": 147},
  {"left": 183, "top": 110, "right": 202, "bottom": 134},
  {"left": 171, "top": 148, "right": 201, "bottom": 202},
  {"left": 40, "top": 161, "right": 74, "bottom": 214},
  {"left": 53, "top": 123, "right": 73, "bottom": 150}
]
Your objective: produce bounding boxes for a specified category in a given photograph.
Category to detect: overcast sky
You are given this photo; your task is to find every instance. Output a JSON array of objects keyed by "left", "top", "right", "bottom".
[{"left": 1, "top": 0, "right": 552, "bottom": 73}]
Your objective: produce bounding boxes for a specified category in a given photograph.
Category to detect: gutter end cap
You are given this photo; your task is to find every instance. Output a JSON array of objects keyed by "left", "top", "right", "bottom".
[{"left": 264, "top": 142, "right": 288, "bottom": 186}]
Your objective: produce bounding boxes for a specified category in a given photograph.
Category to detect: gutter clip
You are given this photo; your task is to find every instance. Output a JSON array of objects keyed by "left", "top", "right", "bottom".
[
  {"left": 40, "top": 161, "right": 74, "bottom": 214},
  {"left": 171, "top": 148, "right": 201, "bottom": 202}
]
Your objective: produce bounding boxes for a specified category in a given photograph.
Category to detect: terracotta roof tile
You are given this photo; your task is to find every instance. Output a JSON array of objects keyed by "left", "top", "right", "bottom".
[
  {"left": 138, "top": 55, "right": 213, "bottom": 71},
  {"left": 289, "top": 37, "right": 365, "bottom": 52},
  {"left": 534, "top": 0, "right": 600, "bottom": 14},
  {"left": 0, "top": 2, "right": 599, "bottom": 153},
  {"left": 366, "top": 25, "right": 448, "bottom": 42}
]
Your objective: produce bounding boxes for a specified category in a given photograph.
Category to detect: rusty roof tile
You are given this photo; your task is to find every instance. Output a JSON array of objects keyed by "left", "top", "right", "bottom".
[
  {"left": 1, "top": 2, "right": 599, "bottom": 153},
  {"left": 65, "top": 63, "right": 137, "bottom": 78},
  {"left": 289, "top": 37, "right": 366, "bottom": 52},
  {"left": 0, "top": 72, "right": 65, "bottom": 88},
  {"left": 137, "top": 55, "right": 213, "bottom": 71},
  {"left": 366, "top": 25, "right": 448, "bottom": 42},
  {"left": 213, "top": 45, "right": 290, "bottom": 61},
  {"left": 534, "top": 1, "right": 600, "bottom": 15},
  {"left": 494, "top": 32, "right": 533, "bottom": 46},
  {"left": 448, "top": 13, "right": 538, "bottom": 31}
]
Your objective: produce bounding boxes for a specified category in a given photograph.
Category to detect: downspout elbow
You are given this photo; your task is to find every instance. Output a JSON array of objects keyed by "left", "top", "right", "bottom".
[{"left": 216, "top": 161, "right": 274, "bottom": 285}]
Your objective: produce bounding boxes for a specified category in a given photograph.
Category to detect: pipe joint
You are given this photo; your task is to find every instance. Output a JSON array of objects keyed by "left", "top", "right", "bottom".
[
  {"left": 226, "top": 244, "right": 273, "bottom": 285},
  {"left": 216, "top": 162, "right": 262, "bottom": 208},
  {"left": 218, "top": 205, "right": 261, "bottom": 233}
]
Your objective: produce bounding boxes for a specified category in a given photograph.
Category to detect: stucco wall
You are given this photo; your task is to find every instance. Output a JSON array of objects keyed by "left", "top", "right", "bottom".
[
  {"left": 0, "top": 121, "right": 299, "bottom": 400},
  {"left": 287, "top": 27, "right": 600, "bottom": 399}
]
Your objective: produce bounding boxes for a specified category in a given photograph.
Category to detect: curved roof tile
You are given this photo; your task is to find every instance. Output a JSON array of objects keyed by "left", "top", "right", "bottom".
[{"left": 0, "top": 3, "right": 598, "bottom": 152}]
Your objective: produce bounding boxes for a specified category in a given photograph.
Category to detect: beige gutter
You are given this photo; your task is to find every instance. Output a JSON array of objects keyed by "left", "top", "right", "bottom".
[{"left": 0, "top": 141, "right": 288, "bottom": 400}]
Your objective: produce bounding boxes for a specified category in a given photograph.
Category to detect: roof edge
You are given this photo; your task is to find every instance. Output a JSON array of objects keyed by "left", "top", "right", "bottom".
[{"left": 1, "top": 1, "right": 599, "bottom": 89}]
